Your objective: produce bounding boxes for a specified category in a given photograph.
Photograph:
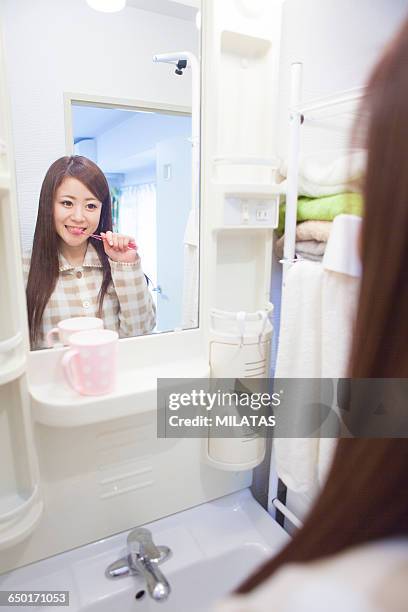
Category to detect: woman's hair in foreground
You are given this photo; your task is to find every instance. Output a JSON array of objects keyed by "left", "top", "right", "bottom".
[
  {"left": 237, "top": 18, "right": 408, "bottom": 594},
  {"left": 26, "top": 156, "right": 113, "bottom": 346}
]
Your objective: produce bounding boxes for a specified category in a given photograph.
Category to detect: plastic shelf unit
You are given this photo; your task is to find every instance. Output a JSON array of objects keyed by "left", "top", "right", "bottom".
[
  {"left": 0, "top": 27, "right": 43, "bottom": 549},
  {"left": 0, "top": 380, "right": 43, "bottom": 550},
  {"left": 0, "top": 332, "right": 26, "bottom": 385}
]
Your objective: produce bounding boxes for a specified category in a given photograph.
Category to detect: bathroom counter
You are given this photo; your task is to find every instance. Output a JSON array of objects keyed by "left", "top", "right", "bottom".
[
  {"left": 30, "top": 358, "right": 209, "bottom": 428},
  {"left": 28, "top": 329, "right": 209, "bottom": 428}
]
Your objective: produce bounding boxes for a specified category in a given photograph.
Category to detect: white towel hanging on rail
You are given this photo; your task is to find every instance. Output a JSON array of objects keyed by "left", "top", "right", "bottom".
[
  {"left": 274, "top": 254, "right": 359, "bottom": 493},
  {"left": 274, "top": 261, "right": 323, "bottom": 493}
]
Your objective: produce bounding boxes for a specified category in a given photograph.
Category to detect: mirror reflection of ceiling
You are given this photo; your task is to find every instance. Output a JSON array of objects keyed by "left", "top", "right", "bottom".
[
  {"left": 127, "top": 0, "right": 199, "bottom": 21},
  {"left": 72, "top": 107, "right": 131, "bottom": 140},
  {"left": 72, "top": 105, "right": 191, "bottom": 173}
]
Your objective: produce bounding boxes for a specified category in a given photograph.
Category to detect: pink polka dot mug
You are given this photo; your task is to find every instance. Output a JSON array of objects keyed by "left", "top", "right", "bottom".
[{"left": 62, "top": 329, "right": 118, "bottom": 396}]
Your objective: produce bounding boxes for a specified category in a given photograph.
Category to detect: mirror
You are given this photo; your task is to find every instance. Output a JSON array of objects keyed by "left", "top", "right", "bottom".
[{"left": 0, "top": 0, "right": 200, "bottom": 350}]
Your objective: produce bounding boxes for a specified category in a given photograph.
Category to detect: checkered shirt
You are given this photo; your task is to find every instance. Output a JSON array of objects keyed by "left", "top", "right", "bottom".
[{"left": 23, "top": 243, "right": 156, "bottom": 350}]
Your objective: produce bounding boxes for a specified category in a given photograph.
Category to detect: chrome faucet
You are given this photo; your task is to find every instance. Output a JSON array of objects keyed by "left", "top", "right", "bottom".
[{"left": 106, "top": 527, "right": 171, "bottom": 602}]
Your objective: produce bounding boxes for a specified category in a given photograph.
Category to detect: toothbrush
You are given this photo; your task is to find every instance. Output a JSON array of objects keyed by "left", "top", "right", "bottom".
[{"left": 82, "top": 230, "right": 137, "bottom": 251}]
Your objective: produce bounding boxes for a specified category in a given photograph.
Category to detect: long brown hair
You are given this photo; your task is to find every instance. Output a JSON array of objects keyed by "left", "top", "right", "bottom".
[
  {"left": 26, "top": 156, "right": 113, "bottom": 347},
  {"left": 237, "top": 18, "right": 408, "bottom": 593}
]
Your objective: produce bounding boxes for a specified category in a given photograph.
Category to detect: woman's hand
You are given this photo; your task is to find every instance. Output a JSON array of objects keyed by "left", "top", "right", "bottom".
[{"left": 100, "top": 231, "right": 138, "bottom": 263}]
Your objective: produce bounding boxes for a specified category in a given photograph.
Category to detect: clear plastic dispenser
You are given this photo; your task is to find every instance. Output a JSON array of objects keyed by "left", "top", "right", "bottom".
[
  {"left": 206, "top": 305, "right": 273, "bottom": 471},
  {"left": 0, "top": 33, "right": 43, "bottom": 551}
]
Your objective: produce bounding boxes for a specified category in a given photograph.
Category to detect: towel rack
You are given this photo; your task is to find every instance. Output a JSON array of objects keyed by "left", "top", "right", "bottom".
[
  {"left": 272, "top": 68, "right": 367, "bottom": 531},
  {"left": 272, "top": 497, "right": 303, "bottom": 530}
]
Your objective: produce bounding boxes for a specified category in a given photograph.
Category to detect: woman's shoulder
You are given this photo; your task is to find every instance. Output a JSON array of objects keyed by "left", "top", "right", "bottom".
[{"left": 214, "top": 539, "right": 408, "bottom": 612}]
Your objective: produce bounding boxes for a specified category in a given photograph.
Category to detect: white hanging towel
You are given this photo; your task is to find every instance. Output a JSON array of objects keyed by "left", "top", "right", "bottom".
[
  {"left": 274, "top": 260, "right": 323, "bottom": 493},
  {"left": 181, "top": 208, "right": 199, "bottom": 329},
  {"left": 274, "top": 215, "right": 361, "bottom": 493},
  {"left": 318, "top": 216, "right": 361, "bottom": 485}
]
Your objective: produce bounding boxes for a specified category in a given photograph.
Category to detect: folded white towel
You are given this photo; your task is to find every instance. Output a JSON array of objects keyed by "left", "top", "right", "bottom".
[
  {"left": 296, "top": 251, "right": 323, "bottom": 263},
  {"left": 297, "top": 240, "right": 326, "bottom": 256},
  {"left": 274, "top": 221, "right": 332, "bottom": 260},
  {"left": 296, "top": 220, "right": 332, "bottom": 243},
  {"left": 275, "top": 238, "right": 327, "bottom": 261},
  {"left": 280, "top": 150, "right": 366, "bottom": 198}
]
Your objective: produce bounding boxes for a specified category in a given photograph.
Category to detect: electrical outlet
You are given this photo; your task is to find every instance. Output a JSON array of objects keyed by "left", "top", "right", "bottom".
[{"left": 255, "top": 207, "right": 270, "bottom": 221}]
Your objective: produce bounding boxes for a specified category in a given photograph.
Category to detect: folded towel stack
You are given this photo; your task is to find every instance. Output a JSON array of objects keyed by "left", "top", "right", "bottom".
[
  {"left": 275, "top": 192, "right": 363, "bottom": 262},
  {"left": 279, "top": 150, "right": 366, "bottom": 199},
  {"left": 276, "top": 151, "right": 365, "bottom": 263},
  {"left": 275, "top": 219, "right": 332, "bottom": 262}
]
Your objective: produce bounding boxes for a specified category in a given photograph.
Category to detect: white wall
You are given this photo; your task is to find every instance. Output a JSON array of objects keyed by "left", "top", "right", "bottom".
[
  {"left": 123, "top": 167, "right": 155, "bottom": 186},
  {"left": 276, "top": 0, "right": 408, "bottom": 161},
  {"left": 0, "top": 0, "right": 198, "bottom": 249}
]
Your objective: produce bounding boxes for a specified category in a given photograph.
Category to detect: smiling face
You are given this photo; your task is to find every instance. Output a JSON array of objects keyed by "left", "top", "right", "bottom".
[{"left": 53, "top": 177, "right": 102, "bottom": 246}]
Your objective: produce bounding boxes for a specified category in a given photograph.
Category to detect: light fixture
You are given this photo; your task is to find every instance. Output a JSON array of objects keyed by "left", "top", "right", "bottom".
[{"left": 86, "top": 0, "right": 126, "bottom": 13}]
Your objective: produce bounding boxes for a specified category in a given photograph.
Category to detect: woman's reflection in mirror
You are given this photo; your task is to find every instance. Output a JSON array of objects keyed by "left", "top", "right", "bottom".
[{"left": 24, "top": 155, "right": 156, "bottom": 350}]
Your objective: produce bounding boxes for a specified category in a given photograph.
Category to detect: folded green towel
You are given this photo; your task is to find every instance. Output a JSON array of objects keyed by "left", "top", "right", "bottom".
[{"left": 277, "top": 192, "right": 363, "bottom": 236}]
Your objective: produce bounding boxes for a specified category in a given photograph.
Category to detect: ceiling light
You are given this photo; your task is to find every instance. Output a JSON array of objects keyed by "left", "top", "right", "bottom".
[{"left": 86, "top": 0, "right": 126, "bottom": 13}]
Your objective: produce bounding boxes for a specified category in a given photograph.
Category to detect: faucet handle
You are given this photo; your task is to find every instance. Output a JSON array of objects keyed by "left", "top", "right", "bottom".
[
  {"left": 106, "top": 546, "right": 172, "bottom": 579},
  {"left": 127, "top": 528, "right": 161, "bottom": 561}
]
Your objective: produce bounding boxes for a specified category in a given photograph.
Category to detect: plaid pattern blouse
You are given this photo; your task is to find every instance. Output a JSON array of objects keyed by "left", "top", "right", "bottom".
[{"left": 23, "top": 243, "right": 156, "bottom": 350}]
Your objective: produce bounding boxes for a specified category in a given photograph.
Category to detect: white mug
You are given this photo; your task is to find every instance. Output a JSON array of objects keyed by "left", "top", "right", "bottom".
[{"left": 46, "top": 316, "right": 104, "bottom": 348}]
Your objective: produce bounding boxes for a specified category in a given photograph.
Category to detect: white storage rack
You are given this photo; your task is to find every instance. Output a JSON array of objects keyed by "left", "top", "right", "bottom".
[{"left": 269, "top": 63, "right": 366, "bottom": 528}]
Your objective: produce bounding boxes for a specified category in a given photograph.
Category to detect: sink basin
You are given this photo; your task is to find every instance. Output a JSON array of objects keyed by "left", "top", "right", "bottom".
[
  {"left": 0, "top": 489, "right": 289, "bottom": 611},
  {"left": 84, "top": 545, "right": 274, "bottom": 612}
]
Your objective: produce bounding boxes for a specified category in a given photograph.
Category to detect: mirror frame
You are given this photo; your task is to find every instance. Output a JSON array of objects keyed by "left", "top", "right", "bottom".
[{"left": 26, "top": 92, "right": 204, "bottom": 359}]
